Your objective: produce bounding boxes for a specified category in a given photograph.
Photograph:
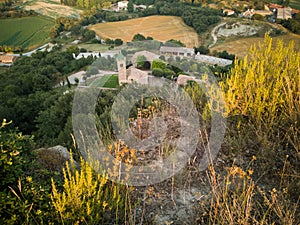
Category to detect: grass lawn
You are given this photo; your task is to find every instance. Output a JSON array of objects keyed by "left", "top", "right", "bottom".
[
  {"left": 88, "top": 15, "right": 200, "bottom": 48},
  {"left": 78, "top": 44, "right": 110, "bottom": 52},
  {"left": 0, "top": 16, "right": 54, "bottom": 49},
  {"left": 90, "top": 75, "right": 119, "bottom": 88}
]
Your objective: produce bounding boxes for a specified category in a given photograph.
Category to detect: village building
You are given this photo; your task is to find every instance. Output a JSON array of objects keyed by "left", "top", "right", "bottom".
[
  {"left": 134, "top": 4, "right": 147, "bottom": 11},
  {"left": 292, "top": 9, "right": 300, "bottom": 15},
  {"left": 240, "top": 9, "right": 255, "bottom": 18},
  {"left": 253, "top": 10, "right": 273, "bottom": 17},
  {"left": 195, "top": 53, "right": 233, "bottom": 67},
  {"left": 277, "top": 7, "right": 293, "bottom": 20},
  {"left": 117, "top": 1, "right": 128, "bottom": 11},
  {"left": 117, "top": 52, "right": 148, "bottom": 85},
  {"left": 160, "top": 46, "right": 195, "bottom": 58},
  {"left": 73, "top": 52, "right": 101, "bottom": 60},
  {"left": 0, "top": 54, "right": 17, "bottom": 65},
  {"left": 223, "top": 9, "right": 235, "bottom": 16},
  {"left": 268, "top": 3, "right": 283, "bottom": 12},
  {"left": 131, "top": 50, "right": 160, "bottom": 68}
]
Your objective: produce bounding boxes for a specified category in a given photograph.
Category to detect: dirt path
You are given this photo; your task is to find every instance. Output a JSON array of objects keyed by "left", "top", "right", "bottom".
[{"left": 209, "top": 22, "right": 226, "bottom": 48}]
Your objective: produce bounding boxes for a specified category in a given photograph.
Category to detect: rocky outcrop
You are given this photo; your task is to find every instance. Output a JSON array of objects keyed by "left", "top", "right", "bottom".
[{"left": 34, "top": 145, "right": 78, "bottom": 171}]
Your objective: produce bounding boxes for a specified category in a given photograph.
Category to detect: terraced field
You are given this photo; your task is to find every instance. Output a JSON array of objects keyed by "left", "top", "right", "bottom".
[{"left": 0, "top": 16, "right": 54, "bottom": 49}]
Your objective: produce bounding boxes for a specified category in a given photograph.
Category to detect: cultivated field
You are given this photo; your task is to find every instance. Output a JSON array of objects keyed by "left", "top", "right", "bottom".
[
  {"left": 0, "top": 16, "right": 54, "bottom": 49},
  {"left": 22, "top": 0, "right": 83, "bottom": 18},
  {"left": 89, "top": 16, "right": 200, "bottom": 48},
  {"left": 211, "top": 33, "right": 300, "bottom": 59}
]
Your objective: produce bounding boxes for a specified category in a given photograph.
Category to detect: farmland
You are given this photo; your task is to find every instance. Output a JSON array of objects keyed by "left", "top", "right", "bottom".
[
  {"left": 22, "top": 0, "right": 83, "bottom": 18},
  {"left": 211, "top": 33, "right": 300, "bottom": 58},
  {"left": 89, "top": 16, "right": 200, "bottom": 48},
  {"left": 0, "top": 16, "right": 54, "bottom": 49}
]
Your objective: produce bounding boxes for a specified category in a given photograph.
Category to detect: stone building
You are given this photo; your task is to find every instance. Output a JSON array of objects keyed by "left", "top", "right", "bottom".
[
  {"left": 160, "top": 46, "right": 195, "bottom": 58},
  {"left": 117, "top": 52, "right": 148, "bottom": 85}
]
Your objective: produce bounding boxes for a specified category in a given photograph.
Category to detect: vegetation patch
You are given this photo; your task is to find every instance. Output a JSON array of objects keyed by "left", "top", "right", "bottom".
[
  {"left": 89, "top": 15, "right": 200, "bottom": 48},
  {"left": 0, "top": 16, "right": 54, "bottom": 49}
]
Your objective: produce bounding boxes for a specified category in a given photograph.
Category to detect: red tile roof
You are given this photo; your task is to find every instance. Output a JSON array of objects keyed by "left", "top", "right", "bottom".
[{"left": 269, "top": 3, "right": 283, "bottom": 9}]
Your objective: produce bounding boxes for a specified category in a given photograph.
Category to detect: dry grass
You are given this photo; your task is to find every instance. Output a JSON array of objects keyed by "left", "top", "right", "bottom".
[
  {"left": 211, "top": 33, "right": 300, "bottom": 58},
  {"left": 89, "top": 15, "right": 200, "bottom": 48}
]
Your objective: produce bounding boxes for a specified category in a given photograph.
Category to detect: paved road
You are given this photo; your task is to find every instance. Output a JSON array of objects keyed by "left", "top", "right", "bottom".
[
  {"left": 7, "top": 43, "right": 56, "bottom": 57},
  {"left": 209, "top": 22, "right": 226, "bottom": 48}
]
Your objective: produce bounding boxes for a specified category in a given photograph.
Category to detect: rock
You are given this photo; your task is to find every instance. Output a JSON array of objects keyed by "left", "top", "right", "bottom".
[{"left": 34, "top": 145, "right": 78, "bottom": 171}]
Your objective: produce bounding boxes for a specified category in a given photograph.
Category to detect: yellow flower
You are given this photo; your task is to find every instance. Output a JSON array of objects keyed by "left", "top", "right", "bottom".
[
  {"left": 248, "top": 169, "right": 254, "bottom": 175},
  {"left": 102, "top": 201, "right": 108, "bottom": 209}
]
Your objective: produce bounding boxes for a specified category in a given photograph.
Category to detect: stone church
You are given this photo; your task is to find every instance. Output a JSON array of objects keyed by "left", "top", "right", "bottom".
[{"left": 117, "top": 51, "right": 160, "bottom": 85}]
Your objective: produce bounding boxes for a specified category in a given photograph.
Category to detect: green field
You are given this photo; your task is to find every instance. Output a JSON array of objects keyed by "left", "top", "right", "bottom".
[
  {"left": 90, "top": 75, "right": 119, "bottom": 88},
  {"left": 0, "top": 16, "right": 54, "bottom": 49}
]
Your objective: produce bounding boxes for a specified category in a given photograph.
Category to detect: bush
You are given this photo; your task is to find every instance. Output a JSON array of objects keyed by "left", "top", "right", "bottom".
[
  {"left": 51, "top": 157, "right": 129, "bottom": 224},
  {"left": 0, "top": 119, "right": 34, "bottom": 190},
  {"left": 152, "top": 68, "right": 164, "bottom": 77}
]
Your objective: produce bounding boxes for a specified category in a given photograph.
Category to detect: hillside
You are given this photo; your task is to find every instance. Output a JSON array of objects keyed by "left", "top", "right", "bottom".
[
  {"left": 22, "top": 0, "right": 83, "bottom": 18},
  {"left": 88, "top": 15, "right": 200, "bottom": 48}
]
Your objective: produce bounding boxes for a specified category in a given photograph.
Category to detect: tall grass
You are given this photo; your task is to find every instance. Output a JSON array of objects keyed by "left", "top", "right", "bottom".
[
  {"left": 221, "top": 33, "right": 300, "bottom": 155},
  {"left": 51, "top": 156, "right": 129, "bottom": 224}
]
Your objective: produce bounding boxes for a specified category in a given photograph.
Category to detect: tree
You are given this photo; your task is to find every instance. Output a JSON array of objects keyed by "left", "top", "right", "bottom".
[
  {"left": 71, "top": 24, "right": 82, "bottom": 35},
  {"left": 165, "top": 39, "right": 185, "bottom": 47},
  {"left": 114, "top": 38, "right": 123, "bottom": 46},
  {"left": 82, "top": 30, "right": 96, "bottom": 42},
  {"left": 132, "top": 33, "right": 146, "bottom": 41},
  {"left": 128, "top": 0, "right": 134, "bottom": 13},
  {"left": 136, "top": 55, "right": 147, "bottom": 69},
  {"left": 105, "top": 38, "right": 114, "bottom": 45},
  {"left": 194, "top": 45, "right": 209, "bottom": 55}
]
